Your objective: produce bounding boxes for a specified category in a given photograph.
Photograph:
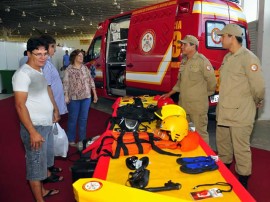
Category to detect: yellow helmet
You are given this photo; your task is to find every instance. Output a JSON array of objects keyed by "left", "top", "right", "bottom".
[
  {"left": 160, "top": 115, "right": 188, "bottom": 142},
  {"left": 154, "top": 104, "right": 186, "bottom": 120}
]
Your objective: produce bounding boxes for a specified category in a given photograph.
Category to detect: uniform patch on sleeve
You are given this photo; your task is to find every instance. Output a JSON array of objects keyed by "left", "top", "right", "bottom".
[
  {"left": 206, "top": 66, "right": 211, "bottom": 71},
  {"left": 250, "top": 64, "right": 258, "bottom": 71}
]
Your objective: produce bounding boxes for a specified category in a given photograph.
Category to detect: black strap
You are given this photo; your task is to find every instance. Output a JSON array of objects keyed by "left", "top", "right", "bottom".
[
  {"left": 109, "top": 117, "right": 117, "bottom": 130},
  {"left": 99, "top": 131, "right": 130, "bottom": 159},
  {"left": 114, "top": 131, "right": 148, "bottom": 158},
  {"left": 97, "top": 131, "right": 146, "bottom": 159},
  {"left": 113, "top": 131, "right": 128, "bottom": 158},
  {"left": 102, "top": 131, "right": 181, "bottom": 159},
  {"left": 85, "top": 135, "right": 114, "bottom": 160},
  {"left": 193, "top": 182, "right": 233, "bottom": 193},
  {"left": 148, "top": 133, "right": 181, "bottom": 157},
  {"left": 133, "top": 132, "right": 144, "bottom": 154},
  {"left": 96, "top": 136, "right": 113, "bottom": 154}
]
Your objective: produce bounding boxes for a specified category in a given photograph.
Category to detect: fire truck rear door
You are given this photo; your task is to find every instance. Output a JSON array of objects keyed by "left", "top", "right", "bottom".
[{"left": 126, "top": 1, "right": 178, "bottom": 92}]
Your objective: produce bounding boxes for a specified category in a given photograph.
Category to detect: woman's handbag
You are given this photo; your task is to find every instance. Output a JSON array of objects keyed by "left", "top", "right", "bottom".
[{"left": 53, "top": 123, "right": 69, "bottom": 157}]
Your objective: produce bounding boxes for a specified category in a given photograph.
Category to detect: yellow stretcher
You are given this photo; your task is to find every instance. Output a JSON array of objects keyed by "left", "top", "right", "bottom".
[
  {"left": 73, "top": 96, "right": 256, "bottom": 202},
  {"left": 73, "top": 178, "right": 190, "bottom": 202}
]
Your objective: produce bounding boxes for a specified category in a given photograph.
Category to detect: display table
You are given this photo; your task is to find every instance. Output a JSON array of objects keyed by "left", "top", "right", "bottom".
[{"left": 73, "top": 96, "right": 256, "bottom": 202}]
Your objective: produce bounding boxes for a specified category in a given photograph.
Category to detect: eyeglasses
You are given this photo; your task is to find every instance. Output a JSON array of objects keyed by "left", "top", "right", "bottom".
[
  {"left": 49, "top": 44, "right": 56, "bottom": 48},
  {"left": 31, "top": 52, "right": 48, "bottom": 58}
]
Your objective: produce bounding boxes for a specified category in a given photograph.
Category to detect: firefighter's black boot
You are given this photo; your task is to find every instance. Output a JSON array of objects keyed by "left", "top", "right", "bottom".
[{"left": 238, "top": 175, "right": 250, "bottom": 189}]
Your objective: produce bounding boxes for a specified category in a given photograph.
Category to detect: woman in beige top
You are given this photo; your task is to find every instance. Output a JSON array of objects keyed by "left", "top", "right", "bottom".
[{"left": 63, "top": 49, "right": 98, "bottom": 146}]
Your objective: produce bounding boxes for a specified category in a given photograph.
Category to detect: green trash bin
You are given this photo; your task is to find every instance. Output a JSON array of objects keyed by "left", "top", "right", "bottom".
[{"left": 0, "top": 70, "right": 16, "bottom": 94}]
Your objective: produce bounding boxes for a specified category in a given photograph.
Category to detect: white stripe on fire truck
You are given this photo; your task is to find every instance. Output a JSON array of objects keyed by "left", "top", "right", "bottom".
[
  {"left": 126, "top": 42, "right": 172, "bottom": 84},
  {"left": 192, "top": 1, "right": 246, "bottom": 22}
]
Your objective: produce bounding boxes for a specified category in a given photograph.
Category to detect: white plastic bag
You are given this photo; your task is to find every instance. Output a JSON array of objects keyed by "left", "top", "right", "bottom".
[{"left": 53, "top": 123, "right": 69, "bottom": 157}]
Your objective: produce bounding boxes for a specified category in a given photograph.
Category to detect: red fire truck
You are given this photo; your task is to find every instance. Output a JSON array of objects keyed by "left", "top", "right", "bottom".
[{"left": 85, "top": 0, "right": 249, "bottom": 107}]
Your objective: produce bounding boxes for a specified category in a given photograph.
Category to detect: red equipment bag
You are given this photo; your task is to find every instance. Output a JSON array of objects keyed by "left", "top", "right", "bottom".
[
  {"left": 82, "top": 130, "right": 182, "bottom": 160},
  {"left": 82, "top": 130, "right": 199, "bottom": 160},
  {"left": 109, "top": 131, "right": 181, "bottom": 158}
]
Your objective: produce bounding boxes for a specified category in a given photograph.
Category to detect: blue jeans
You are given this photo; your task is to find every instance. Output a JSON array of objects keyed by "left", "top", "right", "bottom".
[{"left": 67, "top": 98, "right": 91, "bottom": 142}]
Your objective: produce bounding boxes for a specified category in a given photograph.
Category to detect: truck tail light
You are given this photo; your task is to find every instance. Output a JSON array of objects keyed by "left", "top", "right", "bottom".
[{"left": 179, "top": 2, "right": 190, "bottom": 13}]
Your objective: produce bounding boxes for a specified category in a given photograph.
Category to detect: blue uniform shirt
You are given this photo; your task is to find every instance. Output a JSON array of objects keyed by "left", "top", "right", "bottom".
[
  {"left": 63, "top": 54, "right": 70, "bottom": 67},
  {"left": 43, "top": 57, "right": 67, "bottom": 115}
]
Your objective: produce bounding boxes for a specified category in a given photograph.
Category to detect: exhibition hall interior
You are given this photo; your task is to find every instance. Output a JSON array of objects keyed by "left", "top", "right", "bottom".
[{"left": 0, "top": 0, "right": 269, "bottom": 202}]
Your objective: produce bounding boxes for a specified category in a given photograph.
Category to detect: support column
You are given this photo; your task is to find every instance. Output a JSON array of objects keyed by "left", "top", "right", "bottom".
[{"left": 257, "top": 0, "right": 270, "bottom": 120}]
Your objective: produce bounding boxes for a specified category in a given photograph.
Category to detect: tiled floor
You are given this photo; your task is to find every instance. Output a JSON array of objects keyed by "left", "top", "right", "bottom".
[
  {"left": 2, "top": 94, "right": 269, "bottom": 151},
  {"left": 0, "top": 93, "right": 13, "bottom": 100},
  {"left": 251, "top": 120, "right": 270, "bottom": 151}
]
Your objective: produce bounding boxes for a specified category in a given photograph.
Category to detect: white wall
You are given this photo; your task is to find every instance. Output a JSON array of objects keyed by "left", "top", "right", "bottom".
[
  {"left": 56, "top": 39, "right": 91, "bottom": 52},
  {"left": 241, "top": 0, "right": 258, "bottom": 22},
  {"left": 51, "top": 46, "right": 73, "bottom": 70},
  {"left": 0, "top": 41, "right": 73, "bottom": 91},
  {"left": 0, "top": 41, "right": 26, "bottom": 70},
  {"left": 0, "top": 41, "right": 73, "bottom": 70},
  {"left": 0, "top": 41, "right": 26, "bottom": 92},
  {"left": 257, "top": 0, "right": 270, "bottom": 120}
]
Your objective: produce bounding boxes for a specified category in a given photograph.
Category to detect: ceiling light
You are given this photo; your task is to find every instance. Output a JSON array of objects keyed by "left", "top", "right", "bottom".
[
  {"left": 39, "top": 17, "right": 43, "bottom": 22},
  {"left": 5, "top": 7, "right": 10, "bottom": 12},
  {"left": 64, "top": 25, "right": 67, "bottom": 30},
  {"left": 112, "top": 0, "right": 117, "bottom": 6},
  {"left": 70, "top": 10, "right": 75, "bottom": 16},
  {"left": 73, "top": 29, "right": 76, "bottom": 33},
  {"left": 80, "top": 31, "right": 83, "bottom": 35},
  {"left": 52, "top": 0, "right": 57, "bottom": 7},
  {"left": 120, "top": 9, "right": 123, "bottom": 14},
  {"left": 89, "top": 21, "right": 93, "bottom": 26},
  {"left": 47, "top": 20, "right": 51, "bottom": 25},
  {"left": 81, "top": 16, "right": 85, "bottom": 21},
  {"left": 53, "top": 22, "right": 56, "bottom": 26},
  {"left": 18, "top": 23, "right": 21, "bottom": 28},
  {"left": 17, "top": 30, "right": 20, "bottom": 34},
  {"left": 30, "top": 32, "right": 32, "bottom": 36},
  {"left": 22, "top": 11, "right": 26, "bottom": 17},
  {"left": 32, "top": 27, "right": 35, "bottom": 31},
  {"left": 45, "top": 29, "right": 47, "bottom": 33},
  {"left": 55, "top": 32, "right": 57, "bottom": 36},
  {"left": 117, "top": 3, "right": 121, "bottom": 9}
]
